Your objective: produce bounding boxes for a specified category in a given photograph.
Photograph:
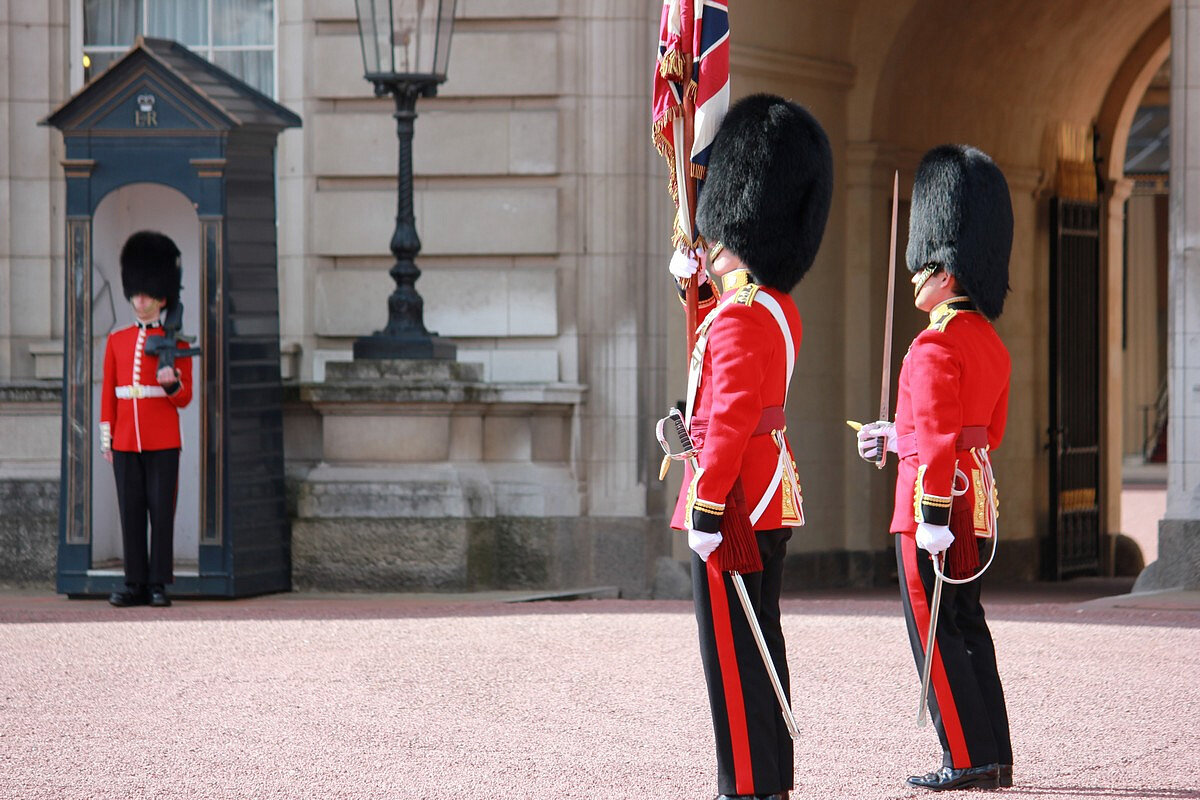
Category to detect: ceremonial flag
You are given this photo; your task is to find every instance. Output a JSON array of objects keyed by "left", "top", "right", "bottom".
[{"left": 652, "top": 0, "right": 730, "bottom": 252}]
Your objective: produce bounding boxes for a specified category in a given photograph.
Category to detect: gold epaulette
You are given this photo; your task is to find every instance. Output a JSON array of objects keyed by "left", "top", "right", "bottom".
[
  {"left": 927, "top": 296, "right": 972, "bottom": 332},
  {"left": 733, "top": 283, "right": 759, "bottom": 306}
]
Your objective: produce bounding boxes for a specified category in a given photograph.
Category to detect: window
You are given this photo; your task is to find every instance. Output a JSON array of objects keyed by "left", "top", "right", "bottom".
[{"left": 82, "top": 0, "right": 276, "bottom": 96}]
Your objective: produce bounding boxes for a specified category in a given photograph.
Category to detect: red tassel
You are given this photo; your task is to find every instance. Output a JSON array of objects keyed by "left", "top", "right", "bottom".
[
  {"left": 711, "top": 479, "right": 763, "bottom": 574},
  {"left": 946, "top": 508, "right": 980, "bottom": 580}
]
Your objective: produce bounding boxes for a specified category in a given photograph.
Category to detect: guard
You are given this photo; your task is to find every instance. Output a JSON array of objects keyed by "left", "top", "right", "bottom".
[
  {"left": 668, "top": 93, "right": 833, "bottom": 800},
  {"left": 101, "top": 231, "right": 195, "bottom": 608},
  {"left": 856, "top": 145, "right": 1014, "bottom": 791}
]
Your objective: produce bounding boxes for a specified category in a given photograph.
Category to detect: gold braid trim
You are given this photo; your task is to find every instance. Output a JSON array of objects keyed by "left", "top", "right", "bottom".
[
  {"left": 721, "top": 269, "right": 753, "bottom": 294},
  {"left": 685, "top": 466, "right": 726, "bottom": 520},
  {"left": 913, "top": 464, "right": 953, "bottom": 522}
]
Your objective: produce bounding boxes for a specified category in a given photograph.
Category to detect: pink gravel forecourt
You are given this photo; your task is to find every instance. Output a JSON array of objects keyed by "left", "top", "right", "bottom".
[{"left": 0, "top": 582, "right": 1196, "bottom": 800}]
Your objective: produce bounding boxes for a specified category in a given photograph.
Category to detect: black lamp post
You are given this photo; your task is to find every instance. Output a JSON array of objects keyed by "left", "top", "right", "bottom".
[{"left": 352, "top": 0, "right": 457, "bottom": 360}]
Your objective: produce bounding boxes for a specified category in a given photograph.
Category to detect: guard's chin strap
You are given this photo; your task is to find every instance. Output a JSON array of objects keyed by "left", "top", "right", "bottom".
[{"left": 913, "top": 263, "right": 940, "bottom": 295}]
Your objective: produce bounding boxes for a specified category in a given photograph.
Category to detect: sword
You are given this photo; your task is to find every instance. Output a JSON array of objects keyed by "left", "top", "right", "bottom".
[
  {"left": 656, "top": 407, "right": 800, "bottom": 739},
  {"left": 877, "top": 170, "right": 900, "bottom": 469},
  {"left": 916, "top": 551, "right": 944, "bottom": 727}
]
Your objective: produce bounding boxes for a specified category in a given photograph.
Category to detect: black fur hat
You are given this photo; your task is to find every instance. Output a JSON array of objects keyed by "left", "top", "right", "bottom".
[
  {"left": 120, "top": 230, "right": 181, "bottom": 309},
  {"left": 695, "top": 93, "right": 832, "bottom": 293},
  {"left": 906, "top": 145, "right": 1012, "bottom": 319}
]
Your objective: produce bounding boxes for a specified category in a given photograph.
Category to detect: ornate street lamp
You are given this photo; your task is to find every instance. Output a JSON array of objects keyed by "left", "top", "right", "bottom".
[{"left": 352, "top": 0, "right": 457, "bottom": 359}]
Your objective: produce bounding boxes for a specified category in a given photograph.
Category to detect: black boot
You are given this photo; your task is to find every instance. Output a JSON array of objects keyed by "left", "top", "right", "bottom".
[
  {"left": 906, "top": 764, "right": 1000, "bottom": 791},
  {"left": 149, "top": 585, "right": 172, "bottom": 607},
  {"left": 109, "top": 586, "right": 148, "bottom": 607}
]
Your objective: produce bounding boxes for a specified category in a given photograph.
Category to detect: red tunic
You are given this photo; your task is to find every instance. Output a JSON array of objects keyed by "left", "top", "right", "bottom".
[
  {"left": 100, "top": 323, "right": 194, "bottom": 452},
  {"left": 671, "top": 282, "right": 803, "bottom": 533},
  {"left": 891, "top": 298, "right": 1009, "bottom": 534}
]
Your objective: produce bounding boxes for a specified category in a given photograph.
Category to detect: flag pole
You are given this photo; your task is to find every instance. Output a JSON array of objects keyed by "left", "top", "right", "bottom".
[{"left": 675, "top": 63, "right": 700, "bottom": 356}]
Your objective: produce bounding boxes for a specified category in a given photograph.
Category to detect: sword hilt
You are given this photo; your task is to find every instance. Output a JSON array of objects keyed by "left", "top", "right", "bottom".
[
  {"left": 656, "top": 407, "right": 700, "bottom": 478},
  {"left": 669, "top": 407, "right": 696, "bottom": 453}
]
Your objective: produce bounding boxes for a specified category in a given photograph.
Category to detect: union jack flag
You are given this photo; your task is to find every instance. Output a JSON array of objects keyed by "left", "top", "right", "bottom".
[{"left": 652, "top": 0, "right": 730, "bottom": 249}]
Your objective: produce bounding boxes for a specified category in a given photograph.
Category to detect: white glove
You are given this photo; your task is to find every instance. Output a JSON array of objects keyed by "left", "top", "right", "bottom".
[
  {"left": 915, "top": 522, "right": 954, "bottom": 555},
  {"left": 668, "top": 248, "right": 709, "bottom": 284},
  {"left": 688, "top": 528, "right": 723, "bottom": 561},
  {"left": 857, "top": 420, "right": 897, "bottom": 462}
]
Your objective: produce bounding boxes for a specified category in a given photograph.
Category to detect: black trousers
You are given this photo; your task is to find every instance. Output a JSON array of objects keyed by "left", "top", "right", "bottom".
[
  {"left": 895, "top": 529, "right": 1012, "bottom": 770},
  {"left": 112, "top": 449, "right": 179, "bottom": 588},
  {"left": 692, "top": 528, "right": 792, "bottom": 797}
]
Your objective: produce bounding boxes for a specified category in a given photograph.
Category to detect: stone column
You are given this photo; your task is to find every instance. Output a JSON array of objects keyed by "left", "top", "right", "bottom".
[
  {"left": 0, "top": 1, "right": 69, "bottom": 380},
  {"left": 1135, "top": 0, "right": 1200, "bottom": 591},
  {"left": 1103, "top": 177, "right": 1133, "bottom": 572},
  {"left": 571, "top": 4, "right": 671, "bottom": 517},
  {"left": 841, "top": 142, "right": 900, "bottom": 562}
]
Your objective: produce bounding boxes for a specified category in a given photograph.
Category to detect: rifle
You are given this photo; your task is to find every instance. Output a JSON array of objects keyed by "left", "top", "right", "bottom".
[{"left": 143, "top": 301, "right": 201, "bottom": 372}]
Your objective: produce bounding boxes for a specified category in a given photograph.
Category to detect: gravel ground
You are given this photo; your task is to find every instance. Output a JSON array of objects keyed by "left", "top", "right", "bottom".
[{"left": 0, "top": 583, "right": 1197, "bottom": 800}]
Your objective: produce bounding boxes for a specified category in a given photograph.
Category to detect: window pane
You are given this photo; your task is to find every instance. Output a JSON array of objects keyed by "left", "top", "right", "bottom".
[
  {"left": 84, "top": 0, "right": 141, "bottom": 46},
  {"left": 213, "top": 0, "right": 274, "bottom": 46},
  {"left": 147, "top": 0, "right": 208, "bottom": 47},
  {"left": 83, "top": 50, "right": 124, "bottom": 84},
  {"left": 213, "top": 50, "right": 273, "bottom": 96}
]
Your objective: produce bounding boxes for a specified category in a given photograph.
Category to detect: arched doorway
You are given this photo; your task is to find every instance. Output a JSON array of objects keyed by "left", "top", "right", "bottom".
[
  {"left": 1094, "top": 11, "right": 1172, "bottom": 576},
  {"left": 856, "top": 0, "right": 1171, "bottom": 579}
]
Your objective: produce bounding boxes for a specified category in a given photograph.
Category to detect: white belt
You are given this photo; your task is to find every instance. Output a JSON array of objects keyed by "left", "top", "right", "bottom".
[{"left": 115, "top": 384, "right": 166, "bottom": 399}]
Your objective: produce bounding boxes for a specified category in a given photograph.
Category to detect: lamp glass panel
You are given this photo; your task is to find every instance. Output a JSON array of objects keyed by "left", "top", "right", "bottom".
[
  {"left": 432, "top": 0, "right": 456, "bottom": 76},
  {"left": 355, "top": 0, "right": 392, "bottom": 74},
  {"left": 356, "top": 0, "right": 456, "bottom": 78}
]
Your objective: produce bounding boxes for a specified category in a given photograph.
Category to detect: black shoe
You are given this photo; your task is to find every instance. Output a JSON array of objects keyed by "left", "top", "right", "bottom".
[
  {"left": 716, "top": 795, "right": 785, "bottom": 800},
  {"left": 108, "top": 588, "right": 148, "bottom": 607},
  {"left": 906, "top": 764, "right": 1000, "bottom": 791},
  {"left": 998, "top": 764, "right": 1012, "bottom": 787},
  {"left": 149, "top": 587, "right": 171, "bottom": 607}
]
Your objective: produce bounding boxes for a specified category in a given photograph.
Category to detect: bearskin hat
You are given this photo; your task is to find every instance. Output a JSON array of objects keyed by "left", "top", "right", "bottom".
[
  {"left": 120, "top": 230, "right": 181, "bottom": 310},
  {"left": 695, "top": 93, "right": 832, "bottom": 293},
  {"left": 906, "top": 144, "right": 1012, "bottom": 319}
]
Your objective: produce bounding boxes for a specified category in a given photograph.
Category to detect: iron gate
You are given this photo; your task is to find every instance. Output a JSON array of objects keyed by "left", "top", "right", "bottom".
[{"left": 1048, "top": 198, "right": 1102, "bottom": 578}]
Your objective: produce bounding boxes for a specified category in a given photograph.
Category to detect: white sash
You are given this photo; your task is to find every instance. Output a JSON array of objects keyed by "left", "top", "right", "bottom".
[{"left": 684, "top": 289, "right": 802, "bottom": 525}]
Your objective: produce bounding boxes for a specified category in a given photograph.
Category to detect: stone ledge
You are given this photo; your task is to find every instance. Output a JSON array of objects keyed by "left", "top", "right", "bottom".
[
  {"left": 292, "top": 515, "right": 670, "bottom": 597},
  {"left": 0, "top": 381, "right": 61, "bottom": 404},
  {"left": 285, "top": 358, "right": 586, "bottom": 407},
  {"left": 293, "top": 462, "right": 584, "bottom": 518},
  {"left": 295, "top": 380, "right": 586, "bottom": 407}
]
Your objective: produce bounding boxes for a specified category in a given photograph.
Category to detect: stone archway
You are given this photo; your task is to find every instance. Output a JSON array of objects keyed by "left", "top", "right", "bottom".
[
  {"left": 849, "top": 0, "right": 1171, "bottom": 578},
  {"left": 1094, "top": 10, "right": 1171, "bottom": 575},
  {"left": 90, "top": 183, "right": 203, "bottom": 578}
]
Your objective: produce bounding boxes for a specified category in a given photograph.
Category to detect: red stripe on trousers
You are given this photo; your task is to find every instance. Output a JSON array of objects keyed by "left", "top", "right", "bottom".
[
  {"left": 900, "top": 533, "right": 971, "bottom": 768},
  {"left": 707, "top": 560, "right": 755, "bottom": 794}
]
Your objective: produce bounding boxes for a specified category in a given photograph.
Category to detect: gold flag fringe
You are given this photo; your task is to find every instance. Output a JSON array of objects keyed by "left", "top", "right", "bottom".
[
  {"left": 652, "top": 105, "right": 684, "bottom": 208},
  {"left": 658, "top": 47, "right": 686, "bottom": 82}
]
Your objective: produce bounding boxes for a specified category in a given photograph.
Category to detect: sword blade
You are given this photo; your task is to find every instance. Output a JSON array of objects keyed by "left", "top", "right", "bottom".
[
  {"left": 917, "top": 556, "right": 944, "bottom": 727},
  {"left": 731, "top": 570, "right": 800, "bottom": 739},
  {"left": 878, "top": 171, "right": 899, "bottom": 469}
]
